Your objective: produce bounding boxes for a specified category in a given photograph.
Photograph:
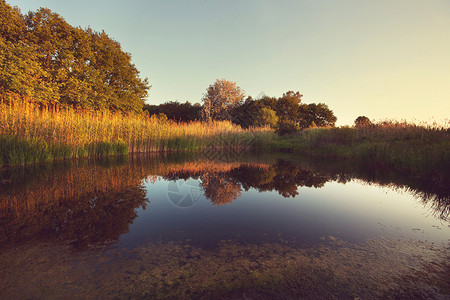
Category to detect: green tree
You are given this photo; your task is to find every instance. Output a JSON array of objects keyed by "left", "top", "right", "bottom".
[
  {"left": 254, "top": 106, "right": 278, "bottom": 127},
  {"left": 298, "top": 103, "right": 337, "bottom": 128},
  {"left": 88, "top": 29, "right": 149, "bottom": 113},
  {"left": 0, "top": 38, "right": 58, "bottom": 104},
  {"left": 230, "top": 98, "right": 278, "bottom": 128},
  {"left": 143, "top": 101, "right": 201, "bottom": 122},
  {"left": 274, "top": 91, "right": 302, "bottom": 121},
  {"left": 24, "top": 8, "right": 76, "bottom": 106},
  {"left": 0, "top": 0, "right": 25, "bottom": 42},
  {"left": 0, "top": 1, "right": 57, "bottom": 104},
  {"left": 274, "top": 91, "right": 303, "bottom": 135},
  {"left": 1, "top": 3, "right": 150, "bottom": 112}
]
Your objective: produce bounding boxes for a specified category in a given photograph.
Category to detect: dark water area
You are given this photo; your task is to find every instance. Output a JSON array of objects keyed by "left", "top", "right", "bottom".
[{"left": 0, "top": 152, "right": 449, "bottom": 299}]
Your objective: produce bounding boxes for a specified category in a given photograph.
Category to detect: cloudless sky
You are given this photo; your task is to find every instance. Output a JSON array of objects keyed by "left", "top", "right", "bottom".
[{"left": 9, "top": 0, "right": 450, "bottom": 126}]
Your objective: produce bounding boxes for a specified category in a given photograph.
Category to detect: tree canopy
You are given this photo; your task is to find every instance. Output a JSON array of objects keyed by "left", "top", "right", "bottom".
[
  {"left": 143, "top": 101, "right": 201, "bottom": 122},
  {"left": 354, "top": 116, "right": 373, "bottom": 128},
  {"left": 2, "top": 0, "right": 338, "bottom": 126},
  {"left": 201, "top": 79, "right": 245, "bottom": 121},
  {"left": 0, "top": 1, "right": 149, "bottom": 113},
  {"left": 229, "top": 90, "right": 337, "bottom": 134}
]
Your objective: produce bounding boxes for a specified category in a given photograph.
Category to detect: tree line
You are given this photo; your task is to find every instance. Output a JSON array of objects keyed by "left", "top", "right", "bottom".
[
  {"left": 0, "top": 1, "right": 149, "bottom": 113},
  {"left": 144, "top": 79, "right": 337, "bottom": 135},
  {"left": 1, "top": 1, "right": 335, "bottom": 131}
]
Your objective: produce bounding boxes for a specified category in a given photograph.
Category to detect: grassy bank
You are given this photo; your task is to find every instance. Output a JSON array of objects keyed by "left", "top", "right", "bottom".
[
  {"left": 267, "top": 123, "right": 450, "bottom": 176},
  {"left": 0, "top": 135, "right": 128, "bottom": 166},
  {"left": 1, "top": 102, "right": 449, "bottom": 174},
  {"left": 0, "top": 102, "right": 272, "bottom": 166}
]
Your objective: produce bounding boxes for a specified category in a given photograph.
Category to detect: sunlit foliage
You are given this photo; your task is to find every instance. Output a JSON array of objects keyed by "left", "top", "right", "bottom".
[{"left": 0, "top": 1, "right": 149, "bottom": 112}]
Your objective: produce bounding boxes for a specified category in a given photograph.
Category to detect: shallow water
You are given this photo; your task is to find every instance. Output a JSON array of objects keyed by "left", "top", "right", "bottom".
[{"left": 0, "top": 153, "right": 449, "bottom": 299}]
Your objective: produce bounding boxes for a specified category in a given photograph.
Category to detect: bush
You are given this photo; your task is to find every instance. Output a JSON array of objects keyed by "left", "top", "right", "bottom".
[{"left": 275, "top": 119, "right": 300, "bottom": 136}]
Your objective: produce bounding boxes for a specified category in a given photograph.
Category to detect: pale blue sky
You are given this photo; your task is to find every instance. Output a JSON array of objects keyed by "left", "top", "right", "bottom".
[{"left": 9, "top": 0, "right": 450, "bottom": 126}]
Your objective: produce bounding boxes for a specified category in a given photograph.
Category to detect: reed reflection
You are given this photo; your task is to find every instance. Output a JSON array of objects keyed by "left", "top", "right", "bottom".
[
  {"left": 0, "top": 153, "right": 448, "bottom": 251},
  {"left": 0, "top": 158, "right": 149, "bottom": 248}
]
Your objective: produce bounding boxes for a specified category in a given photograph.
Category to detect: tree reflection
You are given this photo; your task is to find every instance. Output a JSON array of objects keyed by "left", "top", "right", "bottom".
[
  {"left": 201, "top": 173, "right": 242, "bottom": 205},
  {"left": 0, "top": 158, "right": 149, "bottom": 249},
  {"left": 0, "top": 153, "right": 448, "bottom": 251},
  {"left": 164, "top": 160, "right": 331, "bottom": 204},
  {"left": 49, "top": 186, "right": 148, "bottom": 248}
]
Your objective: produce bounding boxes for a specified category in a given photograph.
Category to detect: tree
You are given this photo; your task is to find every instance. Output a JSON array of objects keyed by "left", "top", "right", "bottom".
[
  {"left": 273, "top": 91, "right": 303, "bottom": 135},
  {"left": 354, "top": 116, "right": 372, "bottom": 128},
  {"left": 275, "top": 118, "right": 300, "bottom": 135},
  {"left": 233, "top": 100, "right": 278, "bottom": 128},
  {"left": 274, "top": 91, "right": 302, "bottom": 122},
  {"left": 1, "top": 3, "right": 150, "bottom": 112},
  {"left": 143, "top": 101, "right": 201, "bottom": 122},
  {"left": 0, "top": 0, "right": 25, "bottom": 42},
  {"left": 201, "top": 79, "right": 245, "bottom": 121},
  {"left": 255, "top": 106, "right": 278, "bottom": 127},
  {"left": 298, "top": 103, "right": 337, "bottom": 128},
  {"left": 0, "top": 38, "right": 58, "bottom": 105},
  {"left": 0, "top": 1, "right": 57, "bottom": 104},
  {"left": 88, "top": 29, "right": 149, "bottom": 113}
]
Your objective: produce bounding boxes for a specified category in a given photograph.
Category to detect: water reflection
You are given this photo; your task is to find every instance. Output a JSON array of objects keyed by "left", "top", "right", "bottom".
[
  {"left": 0, "top": 153, "right": 449, "bottom": 299},
  {"left": 0, "top": 158, "right": 149, "bottom": 248},
  {"left": 0, "top": 153, "right": 449, "bottom": 250},
  {"left": 164, "top": 161, "right": 330, "bottom": 205}
]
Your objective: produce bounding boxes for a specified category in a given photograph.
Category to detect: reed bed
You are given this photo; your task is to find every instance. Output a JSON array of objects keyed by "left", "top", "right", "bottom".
[
  {"left": 268, "top": 122, "right": 450, "bottom": 177},
  {"left": 0, "top": 102, "right": 273, "bottom": 166}
]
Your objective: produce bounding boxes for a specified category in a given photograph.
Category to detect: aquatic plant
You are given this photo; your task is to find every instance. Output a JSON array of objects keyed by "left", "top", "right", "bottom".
[
  {"left": 267, "top": 122, "right": 450, "bottom": 177},
  {"left": 0, "top": 102, "right": 272, "bottom": 166}
]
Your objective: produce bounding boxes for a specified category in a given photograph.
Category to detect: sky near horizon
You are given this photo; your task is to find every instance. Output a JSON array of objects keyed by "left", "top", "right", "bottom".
[{"left": 8, "top": 0, "right": 450, "bottom": 126}]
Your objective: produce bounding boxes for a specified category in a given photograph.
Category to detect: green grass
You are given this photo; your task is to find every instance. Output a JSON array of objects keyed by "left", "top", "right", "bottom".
[
  {"left": 0, "top": 102, "right": 272, "bottom": 166},
  {"left": 265, "top": 125, "right": 450, "bottom": 176},
  {"left": 1, "top": 102, "right": 448, "bottom": 173},
  {"left": 0, "top": 135, "right": 129, "bottom": 166}
]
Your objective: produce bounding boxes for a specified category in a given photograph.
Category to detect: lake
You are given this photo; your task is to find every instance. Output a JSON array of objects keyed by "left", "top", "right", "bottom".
[{"left": 0, "top": 152, "right": 449, "bottom": 299}]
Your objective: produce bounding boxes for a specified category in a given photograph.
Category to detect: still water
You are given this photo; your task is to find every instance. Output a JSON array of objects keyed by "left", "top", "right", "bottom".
[{"left": 1, "top": 153, "right": 449, "bottom": 299}]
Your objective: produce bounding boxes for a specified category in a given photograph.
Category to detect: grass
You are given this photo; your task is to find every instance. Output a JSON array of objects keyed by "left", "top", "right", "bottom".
[
  {"left": 0, "top": 102, "right": 272, "bottom": 166},
  {"left": 1, "top": 101, "right": 449, "bottom": 175},
  {"left": 267, "top": 122, "right": 450, "bottom": 176}
]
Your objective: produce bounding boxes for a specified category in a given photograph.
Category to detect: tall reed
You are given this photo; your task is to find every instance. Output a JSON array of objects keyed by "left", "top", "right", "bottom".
[
  {"left": 268, "top": 122, "right": 450, "bottom": 176},
  {"left": 0, "top": 102, "right": 272, "bottom": 166}
]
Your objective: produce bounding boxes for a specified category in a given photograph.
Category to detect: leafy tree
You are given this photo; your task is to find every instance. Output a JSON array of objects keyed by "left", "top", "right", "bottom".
[
  {"left": 88, "top": 29, "right": 149, "bottom": 113},
  {"left": 0, "top": 38, "right": 58, "bottom": 105},
  {"left": 143, "top": 101, "right": 201, "bottom": 122},
  {"left": 0, "top": 0, "right": 25, "bottom": 42},
  {"left": 201, "top": 79, "right": 245, "bottom": 121},
  {"left": 354, "top": 116, "right": 372, "bottom": 128},
  {"left": 298, "top": 103, "right": 337, "bottom": 128},
  {"left": 24, "top": 8, "right": 82, "bottom": 107},
  {"left": 255, "top": 106, "right": 278, "bottom": 127},
  {"left": 0, "top": 1, "right": 57, "bottom": 104},
  {"left": 259, "top": 95, "right": 278, "bottom": 111},
  {"left": 1, "top": 3, "right": 150, "bottom": 112},
  {"left": 229, "top": 91, "right": 336, "bottom": 133},
  {"left": 275, "top": 118, "right": 300, "bottom": 135},
  {"left": 274, "top": 91, "right": 303, "bottom": 122},
  {"left": 231, "top": 99, "right": 278, "bottom": 128},
  {"left": 273, "top": 91, "right": 303, "bottom": 135}
]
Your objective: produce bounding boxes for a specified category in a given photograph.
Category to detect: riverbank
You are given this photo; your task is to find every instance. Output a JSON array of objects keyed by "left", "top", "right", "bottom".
[
  {"left": 0, "top": 103, "right": 272, "bottom": 166},
  {"left": 1, "top": 103, "right": 449, "bottom": 178},
  {"left": 266, "top": 124, "right": 450, "bottom": 178}
]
